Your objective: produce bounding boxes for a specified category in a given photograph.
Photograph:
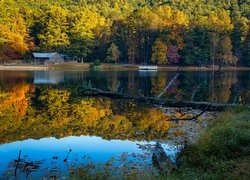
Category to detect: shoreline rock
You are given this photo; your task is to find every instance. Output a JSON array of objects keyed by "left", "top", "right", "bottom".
[{"left": 152, "top": 142, "right": 176, "bottom": 174}]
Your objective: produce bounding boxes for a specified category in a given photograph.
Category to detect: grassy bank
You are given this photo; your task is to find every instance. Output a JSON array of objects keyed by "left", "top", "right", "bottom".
[
  {"left": 69, "top": 110, "right": 250, "bottom": 179},
  {"left": 171, "top": 110, "right": 250, "bottom": 179}
]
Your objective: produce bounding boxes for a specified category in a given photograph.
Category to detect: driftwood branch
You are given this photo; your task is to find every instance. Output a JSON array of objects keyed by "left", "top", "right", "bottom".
[
  {"left": 63, "top": 148, "right": 72, "bottom": 162},
  {"left": 14, "top": 150, "right": 22, "bottom": 176},
  {"left": 157, "top": 72, "right": 198, "bottom": 99},
  {"left": 158, "top": 73, "right": 180, "bottom": 98},
  {"left": 166, "top": 104, "right": 211, "bottom": 121},
  {"left": 78, "top": 86, "right": 243, "bottom": 111}
]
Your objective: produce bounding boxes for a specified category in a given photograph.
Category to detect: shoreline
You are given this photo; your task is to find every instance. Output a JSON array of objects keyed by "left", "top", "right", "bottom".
[
  {"left": 0, "top": 65, "right": 49, "bottom": 71},
  {"left": 0, "top": 63, "right": 250, "bottom": 71}
]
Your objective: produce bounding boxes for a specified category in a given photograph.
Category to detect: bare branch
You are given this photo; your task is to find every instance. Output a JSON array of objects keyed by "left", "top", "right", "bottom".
[
  {"left": 14, "top": 150, "right": 22, "bottom": 176},
  {"left": 166, "top": 104, "right": 211, "bottom": 121},
  {"left": 157, "top": 73, "right": 180, "bottom": 98}
]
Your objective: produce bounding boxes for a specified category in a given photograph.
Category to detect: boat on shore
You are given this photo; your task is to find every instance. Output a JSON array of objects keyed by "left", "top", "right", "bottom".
[{"left": 138, "top": 65, "right": 158, "bottom": 70}]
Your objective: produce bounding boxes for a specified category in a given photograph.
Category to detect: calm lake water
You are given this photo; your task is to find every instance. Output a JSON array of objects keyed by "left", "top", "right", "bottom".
[{"left": 0, "top": 70, "right": 249, "bottom": 178}]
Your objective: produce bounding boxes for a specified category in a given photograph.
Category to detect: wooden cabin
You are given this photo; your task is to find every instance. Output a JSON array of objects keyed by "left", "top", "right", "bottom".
[{"left": 32, "top": 52, "right": 64, "bottom": 65}]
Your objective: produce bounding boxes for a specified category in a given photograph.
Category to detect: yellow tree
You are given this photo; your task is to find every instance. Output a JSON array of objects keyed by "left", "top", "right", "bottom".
[
  {"left": 0, "top": 12, "right": 28, "bottom": 59},
  {"left": 169, "top": 9, "right": 189, "bottom": 49},
  {"left": 152, "top": 5, "right": 173, "bottom": 31},
  {"left": 207, "top": 9, "right": 234, "bottom": 65},
  {"left": 207, "top": 9, "right": 234, "bottom": 32},
  {"left": 68, "top": 6, "right": 109, "bottom": 58},
  {"left": 10, "top": 12, "right": 29, "bottom": 53},
  {"left": 218, "top": 36, "right": 238, "bottom": 66},
  {"left": 38, "top": 6, "right": 70, "bottom": 49},
  {"left": 152, "top": 6, "right": 189, "bottom": 49},
  {"left": 151, "top": 38, "right": 168, "bottom": 65},
  {"left": 7, "top": 32, "right": 28, "bottom": 53}
]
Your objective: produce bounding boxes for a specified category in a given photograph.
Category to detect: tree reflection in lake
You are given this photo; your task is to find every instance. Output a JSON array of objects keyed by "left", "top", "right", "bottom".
[
  {"left": 0, "top": 70, "right": 250, "bottom": 178},
  {"left": 0, "top": 70, "right": 249, "bottom": 104},
  {"left": 0, "top": 85, "right": 173, "bottom": 144},
  {"left": 0, "top": 82, "right": 210, "bottom": 178}
]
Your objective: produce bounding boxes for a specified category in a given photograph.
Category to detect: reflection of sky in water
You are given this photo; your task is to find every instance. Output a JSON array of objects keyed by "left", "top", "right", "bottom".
[{"left": 0, "top": 136, "right": 178, "bottom": 177}]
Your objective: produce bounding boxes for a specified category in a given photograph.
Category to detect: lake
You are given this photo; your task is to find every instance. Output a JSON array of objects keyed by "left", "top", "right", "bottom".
[{"left": 0, "top": 70, "right": 249, "bottom": 178}]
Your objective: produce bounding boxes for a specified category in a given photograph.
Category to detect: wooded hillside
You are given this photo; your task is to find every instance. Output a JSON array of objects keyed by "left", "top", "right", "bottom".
[{"left": 0, "top": 0, "right": 249, "bottom": 66}]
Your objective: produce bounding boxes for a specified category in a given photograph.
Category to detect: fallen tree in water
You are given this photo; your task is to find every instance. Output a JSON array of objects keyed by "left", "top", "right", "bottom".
[{"left": 78, "top": 85, "right": 243, "bottom": 112}]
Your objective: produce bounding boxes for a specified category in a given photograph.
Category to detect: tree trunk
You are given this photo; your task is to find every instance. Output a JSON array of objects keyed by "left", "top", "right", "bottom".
[{"left": 78, "top": 85, "right": 245, "bottom": 111}]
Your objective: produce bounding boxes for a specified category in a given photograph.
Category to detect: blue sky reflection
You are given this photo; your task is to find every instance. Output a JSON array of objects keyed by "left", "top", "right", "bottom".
[{"left": 0, "top": 135, "right": 177, "bottom": 177}]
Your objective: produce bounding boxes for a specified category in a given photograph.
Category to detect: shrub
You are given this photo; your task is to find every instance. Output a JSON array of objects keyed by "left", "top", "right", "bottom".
[
  {"left": 90, "top": 60, "right": 101, "bottom": 69},
  {"left": 176, "top": 110, "right": 250, "bottom": 179}
]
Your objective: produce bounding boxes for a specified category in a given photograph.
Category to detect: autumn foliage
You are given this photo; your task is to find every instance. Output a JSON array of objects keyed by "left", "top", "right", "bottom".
[
  {"left": 0, "top": 83, "right": 30, "bottom": 117},
  {"left": 0, "top": 0, "right": 249, "bottom": 66},
  {"left": 0, "top": 86, "right": 173, "bottom": 143},
  {"left": 167, "top": 45, "right": 181, "bottom": 64}
]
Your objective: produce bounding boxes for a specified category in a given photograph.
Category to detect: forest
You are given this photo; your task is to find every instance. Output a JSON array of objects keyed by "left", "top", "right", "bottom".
[{"left": 0, "top": 0, "right": 249, "bottom": 66}]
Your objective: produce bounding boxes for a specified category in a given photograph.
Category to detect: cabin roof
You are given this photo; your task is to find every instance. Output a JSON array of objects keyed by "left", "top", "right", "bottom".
[{"left": 33, "top": 52, "right": 58, "bottom": 58}]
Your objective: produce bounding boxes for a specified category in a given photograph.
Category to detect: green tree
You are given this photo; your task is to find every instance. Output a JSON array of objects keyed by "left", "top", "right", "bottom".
[
  {"left": 37, "top": 6, "right": 69, "bottom": 50},
  {"left": 182, "top": 28, "right": 210, "bottom": 65},
  {"left": 106, "top": 43, "right": 120, "bottom": 64},
  {"left": 231, "top": 15, "right": 249, "bottom": 65}
]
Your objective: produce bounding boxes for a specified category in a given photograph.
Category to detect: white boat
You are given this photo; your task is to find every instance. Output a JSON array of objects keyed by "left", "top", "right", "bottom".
[{"left": 138, "top": 65, "right": 158, "bottom": 70}]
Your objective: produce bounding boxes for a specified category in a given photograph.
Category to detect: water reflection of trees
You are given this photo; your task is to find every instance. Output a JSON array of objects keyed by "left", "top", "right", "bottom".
[
  {"left": 0, "top": 71, "right": 249, "bottom": 143},
  {"left": 0, "top": 85, "right": 171, "bottom": 144},
  {"left": 0, "top": 71, "right": 34, "bottom": 87},
  {"left": 0, "top": 83, "right": 30, "bottom": 135},
  {"left": 0, "top": 70, "right": 245, "bottom": 104},
  {"left": 209, "top": 72, "right": 237, "bottom": 103}
]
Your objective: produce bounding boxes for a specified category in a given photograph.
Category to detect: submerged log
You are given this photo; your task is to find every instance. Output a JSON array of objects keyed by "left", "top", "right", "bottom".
[{"left": 78, "top": 85, "right": 244, "bottom": 111}]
